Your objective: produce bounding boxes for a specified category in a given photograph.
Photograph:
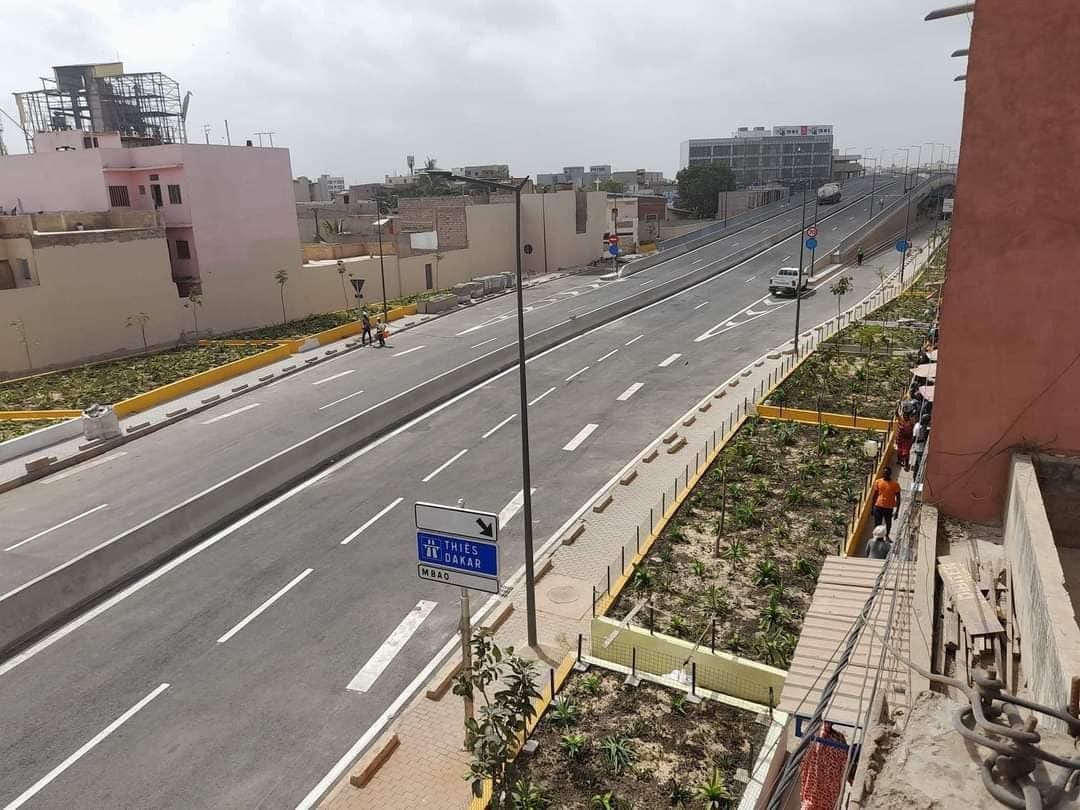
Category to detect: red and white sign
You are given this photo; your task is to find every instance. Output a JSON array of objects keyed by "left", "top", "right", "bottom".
[
  {"left": 806, "top": 225, "right": 818, "bottom": 238},
  {"left": 608, "top": 235, "right": 619, "bottom": 245}
]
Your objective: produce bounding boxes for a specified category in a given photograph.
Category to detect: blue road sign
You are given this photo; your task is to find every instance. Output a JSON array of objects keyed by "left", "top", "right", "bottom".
[
  {"left": 417, "top": 531, "right": 499, "bottom": 578},
  {"left": 805, "top": 237, "right": 818, "bottom": 251},
  {"left": 608, "top": 244, "right": 619, "bottom": 256},
  {"left": 895, "top": 239, "right": 910, "bottom": 253}
]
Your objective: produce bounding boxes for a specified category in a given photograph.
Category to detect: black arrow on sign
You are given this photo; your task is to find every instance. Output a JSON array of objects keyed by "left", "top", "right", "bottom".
[{"left": 476, "top": 518, "right": 494, "bottom": 538}]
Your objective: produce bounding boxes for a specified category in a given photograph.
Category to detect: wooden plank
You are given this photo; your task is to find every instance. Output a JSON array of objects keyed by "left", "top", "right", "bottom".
[{"left": 938, "top": 555, "right": 1004, "bottom": 638}]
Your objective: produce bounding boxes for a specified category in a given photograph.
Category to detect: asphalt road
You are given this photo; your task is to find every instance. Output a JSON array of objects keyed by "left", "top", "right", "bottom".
[
  {"left": 0, "top": 181, "right": 904, "bottom": 809},
  {"left": 0, "top": 176, "right": 894, "bottom": 596}
]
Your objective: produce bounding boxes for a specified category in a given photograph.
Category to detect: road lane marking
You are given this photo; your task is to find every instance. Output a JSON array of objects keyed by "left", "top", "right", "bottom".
[
  {"left": 318, "top": 389, "right": 365, "bottom": 410},
  {"left": 569, "top": 304, "right": 593, "bottom": 315},
  {"left": 391, "top": 345, "right": 426, "bottom": 358},
  {"left": 639, "top": 279, "right": 655, "bottom": 286},
  {"left": 481, "top": 414, "right": 515, "bottom": 440},
  {"left": 312, "top": 369, "right": 355, "bottom": 386},
  {"left": 498, "top": 488, "right": 537, "bottom": 527},
  {"left": 4, "top": 683, "right": 170, "bottom": 810},
  {"left": 782, "top": 255, "right": 791, "bottom": 261},
  {"left": 340, "top": 498, "right": 404, "bottom": 545},
  {"left": 470, "top": 338, "right": 499, "bottom": 349},
  {"left": 745, "top": 276, "right": 756, "bottom": 283},
  {"left": 616, "top": 383, "right": 644, "bottom": 402},
  {"left": 528, "top": 386, "right": 556, "bottom": 406},
  {"left": 625, "top": 334, "right": 644, "bottom": 346},
  {"left": 597, "top": 349, "right": 618, "bottom": 362},
  {"left": 5, "top": 504, "right": 110, "bottom": 552},
  {"left": 202, "top": 403, "right": 261, "bottom": 425},
  {"left": 347, "top": 601, "right": 438, "bottom": 692},
  {"left": 658, "top": 353, "right": 682, "bottom": 368},
  {"left": 563, "top": 423, "right": 599, "bottom": 452},
  {"left": 421, "top": 448, "right": 468, "bottom": 482},
  {"left": 691, "top": 259, "right": 703, "bottom": 265},
  {"left": 565, "top": 365, "right": 589, "bottom": 382},
  {"left": 216, "top": 568, "right": 313, "bottom": 644},
  {"left": 694, "top": 301, "right": 709, "bottom": 310},
  {"left": 42, "top": 452, "right": 126, "bottom": 483}
]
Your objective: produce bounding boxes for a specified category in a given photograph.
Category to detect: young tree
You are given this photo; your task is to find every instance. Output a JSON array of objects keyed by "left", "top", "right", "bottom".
[
  {"left": 454, "top": 633, "right": 541, "bottom": 808},
  {"left": 9, "top": 318, "right": 32, "bottom": 369},
  {"left": 336, "top": 260, "right": 352, "bottom": 314},
  {"left": 675, "top": 164, "right": 736, "bottom": 218},
  {"left": 274, "top": 268, "right": 289, "bottom": 324},
  {"left": 597, "top": 178, "right": 624, "bottom": 193},
  {"left": 125, "top": 312, "right": 152, "bottom": 352},
  {"left": 830, "top": 274, "right": 853, "bottom": 319},
  {"left": 183, "top": 291, "right": 203, "bottom": 337}
]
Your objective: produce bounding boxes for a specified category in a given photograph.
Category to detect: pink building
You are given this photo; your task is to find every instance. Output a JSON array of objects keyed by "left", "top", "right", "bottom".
[{"left": 1, "top": 131, "right": 301, "bottom": 299}]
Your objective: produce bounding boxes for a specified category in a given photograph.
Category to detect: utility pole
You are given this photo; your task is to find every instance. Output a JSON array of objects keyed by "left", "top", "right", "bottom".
[
  {"left": 224, "top": 119, "right": 231, "bottom": 146},
  {"left": 202, "top": 124, "right": 211, "bottom": 144},
  {"left": 793, "top": 183, "right": 808, "bottom": 356},
  {"left": 456, "top": 499, "right": 474, "bottom": 747},
  {"left": 375, "top": 191, "right": 389, "bottom": 320}
]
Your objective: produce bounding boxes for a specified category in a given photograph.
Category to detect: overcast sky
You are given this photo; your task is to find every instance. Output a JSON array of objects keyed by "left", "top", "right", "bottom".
[{"left": 1, "top": 0, "right": 971, "bottom": 182}]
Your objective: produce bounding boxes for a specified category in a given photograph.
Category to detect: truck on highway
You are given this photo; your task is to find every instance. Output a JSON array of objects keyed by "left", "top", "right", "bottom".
[
  {"left": 768, "top": 266, "right": 808, "bottom": 297},
  {"left": 817, "top": 182, "right": 842, "bottom": 204}
]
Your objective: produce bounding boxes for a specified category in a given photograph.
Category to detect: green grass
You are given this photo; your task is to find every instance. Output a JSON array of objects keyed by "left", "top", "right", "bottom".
[{"left": 0, "top": 420, "right": 58, "bottom": 442}]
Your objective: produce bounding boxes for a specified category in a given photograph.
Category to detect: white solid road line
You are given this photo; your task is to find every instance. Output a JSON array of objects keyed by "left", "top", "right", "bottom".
[
  {"left": 527, "top": 386, "right": 556, "bottom": 406},
  {"left": 597, "top": 349, "right": 618, "bottom": 363},
  {"left": 470, "top": 337, "right": 499, "bottom": 349},
  {"left": 318, "top": 389, "right": 364, "bottom": 410},
  {"left": 694, "top": 301, "right": 709, "bottom": 310},
  {"left": 481, "top": 414, "right": 515, "bottom": 440},
  {"left": 216, "top": 568, "right": 313, "bottom": 644},
  {"left": 4, "top": 682, "right": 170, "bottom": 810},
  {"left": 625, "top": 334, "right": 644, "bottom": 346},
  {"left": 745, "top": 275, "right": 756, "bottom": 283},
  {"left": 498, "top": 487, "right": 537, "bottom": 528},
  {"left": 639, "top": 279, "right": 655, "bottom": 286},
  {"left": 42, "top": 452, "right": 126, "bottom": 484},
  {"left": 391, "top": 345, "right": 426, "bottom": 358},
  {"left": 5, "top": 503, "right": 109, "bottom": 552},
  {"left": 421, "top": 448, "right": 468, "bottom": 483},
  {"left": 563, "top": 423, "right": 599, "bottom": 452},
  {"left": 565, "top": 365, "right": 589, "bottom": 382},
  {"left": 658, "top": 353, "right": 682, "bottom": 368},
  {"left": 347, "top": 601, "right": 438, "bottom": 693},
  {"left": 201, "top": 403, "right": 261, "bottom": 425},
  {"left": 340, "top": 497, "right": 404, "bottom": 545},
  {"left": 312, "top": 369, "right": 355, "bottom": 386},
  {"left": 616, "top": 383, "right": 644, "bottom": 402}
]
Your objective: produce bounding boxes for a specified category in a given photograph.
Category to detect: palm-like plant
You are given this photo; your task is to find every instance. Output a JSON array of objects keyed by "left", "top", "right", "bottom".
[
  {"left": 274, "top": 268, "right": 289, "bottom": 324},
  {"left": 559, "top": 732, "right": 587, "bottom": 761},
  {"left": 124, "top": 312, "right": 151, "bottom": 353},
  {"left": 668, "top": 780, "right": 693, "bottom": 807},
  {"left": 759, "top": 595, "right": 790, "bottom": 632},
  {"left": 509, "top": 778, "right": 551, "bottom": 810},
  {"left": 692, "top": 560, "right": 707, "bottom": 579},
  {"left": 632, "top": 565, "right": 655, "bottom": 593},
  {"left": 597, "top": 736, "right": 637, "bottom": 775},
  {"left": 722, "top": 539, "right": 747, "bottom": 566},
  {"left": 580, "top": 674, "right": 602, "bottom": 696},
  {"left": 590, "top": 792, "right": 619, "bottom": 810},
  {"left": 755, "top": 628, "right": 797, "bottom": 668},
  {"left": 793, "top": 557, "right": 818, "bottom": 580},
  {"left": 550, "top": 697, "right": 579, "bottom": 727},
  {"left": 668, "top": 614, "right": 689, "bottom": 637},
  {"left": 696, "top": 768, "right": 732, "bottom": 808},
  {"left": 753, "top": 559, "right": 781, "bottom": 587},
  {"left": 702, "top": 585, "right": 729, "bottom": 617}
]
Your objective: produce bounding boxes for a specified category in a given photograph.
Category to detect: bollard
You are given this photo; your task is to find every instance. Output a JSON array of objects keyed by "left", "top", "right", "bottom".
[
  {"left": 632, "top": 647, "right": 637, "bottom": 678},
  {"left": 711, "top": 618, "right": 716, "bottom": 653},
  {"left": 577, "top": 633, "right": 583, "bottom": 663},
  {"left": 650, "top": 506, "right": 654, "bottom": 530},
  {"left": 690, "top": 661, "right": 699, "bottom": 700},
  {"left": 621, "top": 545, "right": 625, "bottom": 575},
  {"left": 607, "top": 565, "right": 611, "bottom": 595},
  {"left": 768, "top": 686, "right": 775, "bottom": 718},
  {"left": 550, "top": 667, "right": 556, "bottom": 700},
  {"left": 650, "top": 605, "right": 655, "bottom": 636},
  {"left": 695, "top": 451, "right": 699, "bottom": 473},
  {"left": 662, "top": 491, "right": 666, "bottom": 513},
  {"left": 592, "top": 586, "right": 597, "bottom": 617},
  {"left": 636, "top": 524, "right": 640, "bottom": 552}
]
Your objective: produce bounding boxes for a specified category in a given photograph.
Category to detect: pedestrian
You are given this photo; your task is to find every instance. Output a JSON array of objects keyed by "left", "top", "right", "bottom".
[
  {"left": 376, "top": 318, "right": 387, "bottom": 348},
  {"left": 361, "top": 310, "right": 372, "bottom": 346},
  {"left": 856, "top": 248, "right": 864, "bottom": 266},
  {"left": 866, "top": 525, "right": 892, "bottom": 560},
  {"left": 912, "top": 415, "right": 931, "bottom": 475},
  {"left": 871, "top": 466, "right": 901, "bottom": 539},
  {"left": 896, "top": 414, "right": 915, "bottom": 471}
]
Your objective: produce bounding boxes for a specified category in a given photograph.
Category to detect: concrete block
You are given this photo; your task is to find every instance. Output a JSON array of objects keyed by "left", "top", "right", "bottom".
[
  {"left": 593, "top": 494, "right": 614, "bottom": 513},
  {"left": 126, "top": 422, "right": 151, "bottom": 434},
  {"left": 643, "top": 448, "right": 660, "bottom": 463},
  {"left": 325, "top": 348, "right": 338, "bottom": 355},
  {"left": 728, "top": 379, "right": 740, "bottom": 388},
  {"left": 349, "top": 731, "right": 400, "bottom": 788},
  {"left": 304, "top": 357, "right": 320, "bottom": 364},
  {"left": 682, "top": 415, "right": 696, "bottom": 427},
  {"left": 281, "top": 365, "right": 296, "bottom": 372},
  {"left": 78, "top": 439, "right": 104, "bottom": 451},
  {"left": 561, "top": 523, "right": 586, "bottom": 546},
  {"left": 201, "top": 395, "right": 221, "bottom": 404},
  {"left": 231, "top": 384, "right": 249, "bottom": 393},
  {"left": 712, "top": 387, "right": 727, "bottom": 399},
  {"left": 425, "top": 658, "right": 463, "bottom": 701},
  {"left": 165, "top": 408, "right": 187, "bottom": 418},
  {"left": 666, "top": 436, "right": 688, "bottom": 454},
  {"left": 662, "top": 431, "right": 679, "bottom": 444},
  {"left": 698, "top": 401, "right": 712, "bottom": 413},
  {"left": 480, "top": 599, "right": 514, "bottom": 634},
  {"left": 767, "top": 352, "right": 781, "bottom": 360},
  {"left": 740, "top": 369, "right": 752, "bottom": 377},
  {"left": 754, "top": 359, "right": 765, "bottom": 367},
  {"left": 24, "top": 456, "right": 57, "bottom": 474},
  {"left": 258, "top": 374, "right": 274, "bottom": 382},
  {"left": 535, "top": 555, "right": 555, "bottom": 583},
  {"left": 619, "top": 469, "right": 638, "bottom": 486}
]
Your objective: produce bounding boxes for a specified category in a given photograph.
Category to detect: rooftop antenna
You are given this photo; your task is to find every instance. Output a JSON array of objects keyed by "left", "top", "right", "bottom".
[
  {"left": 407, "top": 154, "right": 415, "bottom": 175},
  {"left": 254, "top": 131, "right": 276, "bottom": 147}
]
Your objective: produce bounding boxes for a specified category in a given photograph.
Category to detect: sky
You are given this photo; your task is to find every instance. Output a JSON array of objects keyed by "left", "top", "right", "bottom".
[{"left": 0, "top": 0, "right": 972, "bottom": 182}]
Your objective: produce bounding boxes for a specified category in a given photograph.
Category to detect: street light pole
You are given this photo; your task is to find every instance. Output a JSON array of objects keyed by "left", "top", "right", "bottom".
[
  {"left": 793, "top": 183, "right": 808, "bottom": 356},
  {"left": 899, "top": 148, "right": 914, "bottom": 285},
  {"left": 374, "top": 191, "right": 390, "bottom": 320}
]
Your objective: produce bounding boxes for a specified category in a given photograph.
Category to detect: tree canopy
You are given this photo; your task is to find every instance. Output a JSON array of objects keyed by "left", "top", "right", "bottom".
[
  {"left": 597, "top": 178, "right": 624, "bottom": 193},
  {"left": 675, "top": 164, "right": 736, "bottom": 219}
]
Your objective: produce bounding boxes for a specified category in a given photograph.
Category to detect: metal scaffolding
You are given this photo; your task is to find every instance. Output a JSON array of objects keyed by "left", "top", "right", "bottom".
[{"left": 13, "top": 63, "right": 186, "bottom": 152}]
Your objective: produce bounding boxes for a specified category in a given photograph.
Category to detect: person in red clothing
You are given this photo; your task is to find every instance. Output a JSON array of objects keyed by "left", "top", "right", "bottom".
[
  {"left": 896, "top": 415, "right": 915, "bottom": 471},
  {"left": 871, "top": 467, "right": 901, "bottom": 539}
]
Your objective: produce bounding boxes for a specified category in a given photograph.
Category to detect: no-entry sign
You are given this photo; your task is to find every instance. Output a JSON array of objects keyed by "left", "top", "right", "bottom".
[{"left": 806, "top": 225, "right": 818, "bottom": 239}]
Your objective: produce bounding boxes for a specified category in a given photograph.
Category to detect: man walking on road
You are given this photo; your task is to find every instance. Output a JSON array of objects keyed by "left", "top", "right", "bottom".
[
  {"left": 871, "top": 466, "right": 901, "bottom": 539},
  {"left": 361, "top": 310, "right": 373, "bottom": 346}
]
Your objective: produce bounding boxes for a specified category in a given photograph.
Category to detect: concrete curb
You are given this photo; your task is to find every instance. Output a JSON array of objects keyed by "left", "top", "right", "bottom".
[{"left": 349, "top": 731, "right": 400, "bottom": 788}]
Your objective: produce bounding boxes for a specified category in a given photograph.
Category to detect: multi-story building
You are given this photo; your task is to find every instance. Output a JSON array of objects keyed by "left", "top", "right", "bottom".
[
  {"left": 537, "top": 165, "right": 612, "bottom": 190},
  {"left": 319, "top": 174, "right": 345, "bottom": 196},
  {"left": 453, "top": 165, "right": 510, "bottom": 182},
  {"left": 679, "top": 124, "right": 835, "bottom": 188},
  {"left": 611, "top": 169, "right": 668, "bottom": 192}
]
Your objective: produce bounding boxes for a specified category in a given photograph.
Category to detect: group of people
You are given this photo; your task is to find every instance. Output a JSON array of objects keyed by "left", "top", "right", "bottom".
[
  {"left": 866, "top": 331, "right": 938, "bottom": 560},
  {"left": 360, "top": 310, "right": 390, "bottom": 348}
]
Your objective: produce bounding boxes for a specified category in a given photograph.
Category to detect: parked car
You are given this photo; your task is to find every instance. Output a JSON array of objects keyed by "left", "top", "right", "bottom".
[{"left": 768, "top": 266, "right": 808, "bottom": 296}]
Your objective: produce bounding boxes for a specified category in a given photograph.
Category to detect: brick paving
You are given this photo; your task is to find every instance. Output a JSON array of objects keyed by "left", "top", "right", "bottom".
[{"left": 319, "top": 233, "right": 940, "bottom": 809}]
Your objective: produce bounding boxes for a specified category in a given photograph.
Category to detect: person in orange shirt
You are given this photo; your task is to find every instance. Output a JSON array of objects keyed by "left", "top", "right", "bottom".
[{"left": 871, "top": 467, "right": 901, "bottom": 539}]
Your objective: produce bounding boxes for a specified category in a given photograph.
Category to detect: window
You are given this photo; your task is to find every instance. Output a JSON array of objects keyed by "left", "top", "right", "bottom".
[
  {"left": 149, "top": 174, "right": 159, "bottom": 181},
  {"left": 151, "top": 184, "right": 163, "bottom": 207},
  {"left": 424, "top": 263, "right": 434, "bottom": 290},
  {"left": 92, "top": 137, "right": 99, "bottom": 147},
  {"left": 168, "top": 184, "right": 183, "bottom": 204},
  {"left": 139, "top": 185, "right": 146, "bottom": 195},
  {"left": 175, "top": 239, "right": 191, "bottom": 260},
  {"left": 17, "top": 258, "right": 31, "bottom": 280},
  {"left": 108, "top": 185, "right": 131, "bottom": 207},
  {"left": 83, "top": 136, "right": 93, "bottom": 149}
]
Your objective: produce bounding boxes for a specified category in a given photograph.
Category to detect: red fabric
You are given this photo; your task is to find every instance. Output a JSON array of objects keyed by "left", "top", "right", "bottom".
[{"left": 799, "top": 735, "right": 848, "bottom": 810}]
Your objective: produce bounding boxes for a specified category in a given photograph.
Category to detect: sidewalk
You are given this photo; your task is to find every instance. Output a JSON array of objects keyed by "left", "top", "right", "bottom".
[{"left": 317, "top": 227, "right": 943, "bottom": 810}]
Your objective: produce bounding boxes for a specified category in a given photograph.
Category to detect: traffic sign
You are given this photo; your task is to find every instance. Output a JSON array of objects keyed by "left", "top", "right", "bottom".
[
  {"left": 417, "top": 564, "right": 499, "bottom": 594},
  {"left": 608, "top": 234, "right": 619, "bottom": 245},
  {"left": 417, "top": 532, "right": 498, "bottom": 577},
  {"left": 805, "top": 237, "right": 818, "bottom": 251},
  {"left": 349, "top": 278, "right": 365, "bottom": 296},
  {"left": 416, "top": 501, "right": 498, "bottom": 542},
  {"left": 895, "top": 239, "right": 910, "bottom": 253},
  {"left": 523, "top": 243, "right": 533, "bottom": 255},
  {"left": 942, "top": 198, "right": 955, "bottom": 214},
  {"left": 608, "top": 244, "right": 619, "bottom": 256},
  {"left": 806, "top": 225, "right": 818, "bottom": 238}
]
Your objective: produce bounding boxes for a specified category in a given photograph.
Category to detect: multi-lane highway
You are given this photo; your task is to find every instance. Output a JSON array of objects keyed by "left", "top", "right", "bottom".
[{"left": 0, "top": 178, "right": 901, "bottom": 808}]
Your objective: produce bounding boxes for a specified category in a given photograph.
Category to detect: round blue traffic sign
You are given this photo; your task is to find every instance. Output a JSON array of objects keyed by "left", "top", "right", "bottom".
[
  {"left": 608, "top": 244, "right": 618, "bottom": 256},
  {"left": 805, "top": 237, "right": 818, "bottom": 251},
  {"left": 895, "top": 239, "right": 910, "bottom": 253}
]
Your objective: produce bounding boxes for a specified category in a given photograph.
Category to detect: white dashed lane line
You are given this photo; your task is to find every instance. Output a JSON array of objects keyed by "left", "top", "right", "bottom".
[
  {"left": 658, "top": 353, "right": 682, "bottom": 368},
  {"left": 597, "top": 349, "right": 618, "bottom": 362},
  {"left": 318, "top": 390, "right": 364, "bottom": 410},
  {"left": 340, "top": 498, "right": 403, "bottom": 545},
  {"left": 201, "top": 403, "right": 261, "bottom": 425},
  {"left": 312, "top": 370, "right": 355, "bottom": 386},
  {"left": 616, "top": 383, "right": 644, "bottom": 402},
  {"left": 481, "top": 414, "right": 515, "bottom": 439},
  {"left": 528, "top": 386, "right": 556, "bottom": 406},
  {"left": 625, "top": 334, "right": 644, "bottom": 346},
  {"left": 694, "top": 301, "right": 709, "bottom": 310},
  {"left": 392, "top": 346, "right": 426, "bottom": 358},
  {"left": 562, "top": 423, "right": 599, "bottom": 452},
  {"left": 421, "top": 448, "right": 468, "bottom": 483},
  {"left": 216, "top": 568, "right": 313, "bottom": 644},
  {"left": 565, "top": 366, "right": 589, "bottom": 382}
]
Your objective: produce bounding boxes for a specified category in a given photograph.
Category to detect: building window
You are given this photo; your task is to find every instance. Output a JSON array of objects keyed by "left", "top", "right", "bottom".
[
  {"left": 92, "top": 137, "right": 99, "bottom": 147},
  {"left": 17, "top": 258, "right": 31, "bottom": 280},
  {"left": 108, "top": 185, "right": 131, "bottom": 207},
  {"left": 175, "top": 239, "right": 191, "bottom": 260},
  {"left": 139, "top": 185, "right": 146, "bottom": 195},
  {"left": 149, "top": 174, "right": 159, "bottom": 181},
  {"left": 424, "top": 263, "right": 434, "bottom": 290},
  {"left": 168, "top": 184, "right": 183, "bottom": 204},
  {"left": 83, "top": 136, "right": 93, "bottom": 149}
]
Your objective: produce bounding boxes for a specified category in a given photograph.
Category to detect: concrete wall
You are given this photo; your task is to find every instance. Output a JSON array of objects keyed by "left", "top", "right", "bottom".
[
  {"left": 1003, "top": 454, "right": 1080, "bottom": 730},
  {"left": 925, "top": 0, "right": 1080, "bottom": 523},
  {"left": 0, "top": 150, "right": 110, "bottom": 212},
  {"left": 0, "top": 232, "right": 186, "bottom": 373}
]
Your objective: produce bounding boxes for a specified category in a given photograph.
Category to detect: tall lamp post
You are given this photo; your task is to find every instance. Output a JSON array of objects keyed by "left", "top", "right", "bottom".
[
  {"left": 422, "top": 169, "right": 540, "bottom": 648},
  {"left": 898, "top": 147, "right": 914, "bottom": 285},
  {"left": 373, "top": 190, "right": 391, "bottom": 320},
  {"left": 863, "top": 150, "right": 880, "bottom": 221},
  {"left": 792, "top": 179, "right": 809, "bottom": 357}
]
